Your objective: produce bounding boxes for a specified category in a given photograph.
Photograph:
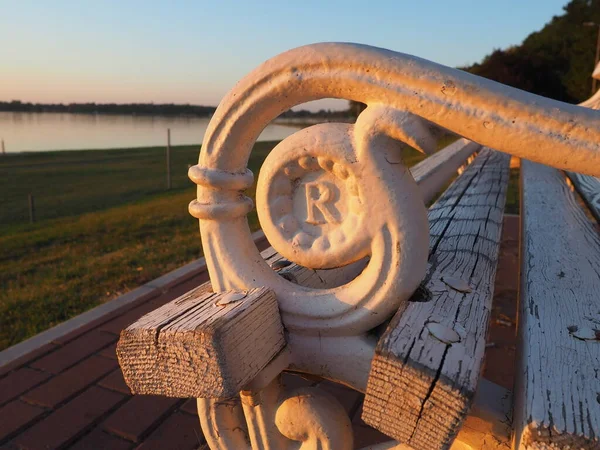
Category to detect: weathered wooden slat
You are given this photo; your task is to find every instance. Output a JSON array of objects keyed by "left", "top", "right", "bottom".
[
  {"left": 411, "top": 138, "right": 481, "bottom": 203},
  {"left": 566, "top": 171, "right": 600, "bottom": 224},
  {"left": 362, "top": 148, "right": 511, "bottom": 449},
  {"left": 117, "top": 285, "right": 285, "bottom": 398},
  {"left": 263, "top": 139, "right": 481, "bottom": 290},
  {"left": 514, "top": 161, "right": 600, "bottom": 449}
]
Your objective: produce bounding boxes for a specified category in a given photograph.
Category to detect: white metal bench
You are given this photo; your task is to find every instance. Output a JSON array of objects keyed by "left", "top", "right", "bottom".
[{"left": 116, "top": 43, "right": 600, "bottom": 449}]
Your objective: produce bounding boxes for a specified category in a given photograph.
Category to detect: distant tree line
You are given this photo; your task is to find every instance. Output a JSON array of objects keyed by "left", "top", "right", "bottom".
[
  {"left": 460, "top": 0, "right": 600, "bottom": 103},
  {"left": 10, "top": 0, "right": 596, "bottom": 124},
  {"left": 0, "top": 100, "right": 218, "bottom": 117},
  {"left": 0, "top": 100, "right": 362, "bottom": 119},
  {"left": 278, "top": 107, "right": 357, "bottom": 119}
]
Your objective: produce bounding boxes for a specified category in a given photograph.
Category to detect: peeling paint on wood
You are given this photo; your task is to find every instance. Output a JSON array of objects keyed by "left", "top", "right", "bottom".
[
  {"left": 117, "top": 286, "right": 285, "bottom": 398},
  {"left": 362, "top": 149, "right": 510, "bottom": 449},
  {"left": 515, "top": 161, "right": 600, "bottom": 449}
]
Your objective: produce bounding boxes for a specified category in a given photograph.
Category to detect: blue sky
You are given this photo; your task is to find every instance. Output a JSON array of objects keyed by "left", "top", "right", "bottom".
[{"left": 0, "top": 0, "right": 569, "bottom": 110}]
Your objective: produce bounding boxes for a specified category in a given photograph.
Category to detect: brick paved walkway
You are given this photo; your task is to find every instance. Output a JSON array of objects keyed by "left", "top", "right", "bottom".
[{"left": 0, "top": 218, "right": 518, "bottom": 450}]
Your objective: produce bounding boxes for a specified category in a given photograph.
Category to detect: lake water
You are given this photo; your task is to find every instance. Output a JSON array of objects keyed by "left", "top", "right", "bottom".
[{"left": 0, "top": 112, "right": 299, "bottom": 153}]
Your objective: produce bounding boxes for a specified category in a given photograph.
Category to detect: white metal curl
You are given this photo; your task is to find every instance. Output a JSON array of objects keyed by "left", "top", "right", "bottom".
[
  {"left": 190, "top": 42, "right": 600, "bottom": 450},
  {"left": 190, "top": 42, "right": 600, "bottom": 335}
]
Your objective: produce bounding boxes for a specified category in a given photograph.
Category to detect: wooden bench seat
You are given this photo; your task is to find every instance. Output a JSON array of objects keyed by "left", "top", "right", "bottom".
[{"left": 515, "top": 161, "right": 600, "bottom": 449}]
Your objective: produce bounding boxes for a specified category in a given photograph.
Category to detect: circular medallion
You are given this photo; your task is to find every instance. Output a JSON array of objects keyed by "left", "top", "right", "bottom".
[{"left": 257, "top": 127, "right": 369, "bottom": 269}]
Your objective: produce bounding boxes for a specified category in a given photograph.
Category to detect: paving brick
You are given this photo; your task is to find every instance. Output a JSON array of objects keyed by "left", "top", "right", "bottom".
[
  {"left": 98, "top": 369, "right": 131, "bottom": 395},
  {"left": 99, "top": 300, "right": 166, "bottom": 335},
  {"left": 0, "top": 368, "right": 51, "bottom": 406},
  {"left": 146, "top": 264, "right": 207, "bottom": 293},
  {"left": 99, "top": 276, "right": 210, "bottom": 336},
  {"left": 69, "top": 428, "right": 132, "bottom": 450},
  {"left": 103, "top": 395, "right": 181, "bottom": 442},
  {"left": 13, "top": 386, "right": 124, "bottom": 450},
  {"left": 0, "top": 400, "right": 46, "bottom": 443},
  {"left": 30, "top": 330, "right": 117, "bottom": 374},
  {"left": 98, "top": 342, "right": 118, "bottom": 360},
  {"left": 51, "top": 290, "right": 161, "bottom": 347},
  {"left": 0, "top": 343, "right": 59, "bottom": 377},
  {"left": 23, "top": 356, "right": 118, "bottom": 408},
  {"left": 136, "top": 412, "right": 204, "bottom": 450},
  {"left": 155, "top": 274, "right": 209, "bottom": 303},
  {"left": 180, "top": 399, "right": 198, "bottom": 416}
]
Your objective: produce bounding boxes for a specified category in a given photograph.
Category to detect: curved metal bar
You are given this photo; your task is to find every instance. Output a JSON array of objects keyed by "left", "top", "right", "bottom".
[
  {"left": 192, "top": 43, "right": 599, "bottom": 450},
  {"left": 200, "top": 42, "right": 600, "bottom": 178},
  {"left": 195, "top": 119, "right": 429, "bottom": 337}
]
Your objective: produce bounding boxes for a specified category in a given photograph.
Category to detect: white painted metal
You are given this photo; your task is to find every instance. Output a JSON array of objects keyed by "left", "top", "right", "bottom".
[
  {"left": 198, "top": 360, "right": 513, "bottom": 450},
  {"left": 258, "top": 138, "right": 481, "bottom": 298},
  {"left": 414, "top": 139, "right": 480, "bottom": 198},
  {"left": 254, "top": 118, "right": 429, "bottom": 335},
  {"left": 184, "top": 43, "right": 600, "bottom": 449}
]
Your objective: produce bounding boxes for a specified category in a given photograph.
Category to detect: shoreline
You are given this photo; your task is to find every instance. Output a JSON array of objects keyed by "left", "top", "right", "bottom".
[{"left": 0, "top": 116, "right": 355, "bottom": 154}]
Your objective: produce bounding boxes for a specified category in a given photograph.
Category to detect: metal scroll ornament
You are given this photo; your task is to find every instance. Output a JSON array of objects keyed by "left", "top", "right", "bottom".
[{"left": 188, "top": 43, "right": 600, "bottom": 449}]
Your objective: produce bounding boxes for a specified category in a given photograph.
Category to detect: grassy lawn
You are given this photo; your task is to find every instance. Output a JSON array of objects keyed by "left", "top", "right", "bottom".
[
  {"left": 0, "top": 135, "right": 518, "bottom": 350},
  {"left": 0, "top": 142, "right": 280, "bottom": 349},
  {"left": 1, "top": 145, "right": 209, "bottom": 226}
]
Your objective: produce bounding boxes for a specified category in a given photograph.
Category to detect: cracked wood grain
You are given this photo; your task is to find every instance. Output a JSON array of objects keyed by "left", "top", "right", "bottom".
[
  {"left": 361, "top": 148, "right": 510, "bottom": 450},
  {"left": 117, "top": 285, "right": 285, "bottom": 398},
  {"left": 515, "top": 161, "right": 600, "bottom": 449}
]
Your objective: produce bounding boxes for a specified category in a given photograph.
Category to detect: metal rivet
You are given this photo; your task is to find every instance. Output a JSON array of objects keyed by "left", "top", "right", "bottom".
[
  {"left": 215, "top": 291, "right": 247, "bottom": 307},
  {"left": 426, "top": 322, "right": 461, "bottom": 344},
  {"left": 442, "top": 276, "right": 472, "bottom": 293}
]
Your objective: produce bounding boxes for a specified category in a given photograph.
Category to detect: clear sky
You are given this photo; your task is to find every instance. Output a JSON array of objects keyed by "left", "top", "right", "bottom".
[{"left": 0, "top": 0, "right": 569, "bottom": 110}]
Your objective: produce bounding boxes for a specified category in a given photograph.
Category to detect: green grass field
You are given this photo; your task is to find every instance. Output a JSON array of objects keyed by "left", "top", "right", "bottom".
[
  {"left": 0, "top": 142, "right": 282, "bottom": 349},
  {"left": 1, "top": 145, "right": 209, "bottom": 226},
  {"left": 0, "top": 137, "right": 517, "bottom": 350}
]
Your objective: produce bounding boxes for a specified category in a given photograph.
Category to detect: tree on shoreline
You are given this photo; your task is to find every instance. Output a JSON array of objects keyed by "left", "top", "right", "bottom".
[{"left": 461, "top": 0, "right": 600, "bottom": 103}]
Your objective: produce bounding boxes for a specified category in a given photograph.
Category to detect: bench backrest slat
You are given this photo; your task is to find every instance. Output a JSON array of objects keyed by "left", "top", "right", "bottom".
[
  {"left": 411, "top": 138, "right": 481, "bottom": 204},
  {"left": 515, "top": 161, "right": 600, "bottom": 449}
]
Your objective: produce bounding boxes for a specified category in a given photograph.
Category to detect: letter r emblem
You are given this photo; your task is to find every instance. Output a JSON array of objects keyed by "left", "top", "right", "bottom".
[{"left": 305, "top": 182, "right": 339, "bottom": 225}]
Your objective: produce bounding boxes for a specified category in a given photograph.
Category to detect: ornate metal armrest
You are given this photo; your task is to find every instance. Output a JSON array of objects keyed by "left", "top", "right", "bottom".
[{"left": 182, "top": 43, "right": 599, "bottom": 449}]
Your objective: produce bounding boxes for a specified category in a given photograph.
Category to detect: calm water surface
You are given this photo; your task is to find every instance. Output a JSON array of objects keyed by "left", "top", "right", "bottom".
[{"left": 0, "top": 112, "right": 298, "bottom": 153}]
